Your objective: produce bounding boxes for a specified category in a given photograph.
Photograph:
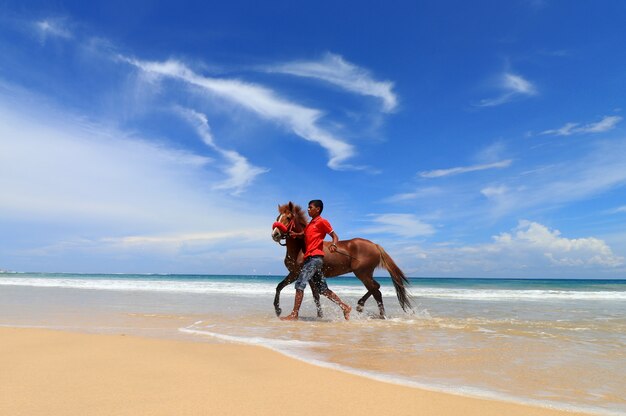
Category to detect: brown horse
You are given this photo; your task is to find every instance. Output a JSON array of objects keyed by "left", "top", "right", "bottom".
[{"left": 271, "top": 202, "right": 412, "bottom": 318}]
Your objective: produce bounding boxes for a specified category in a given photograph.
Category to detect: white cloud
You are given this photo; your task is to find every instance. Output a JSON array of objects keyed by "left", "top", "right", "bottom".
[
  {"left": 541, "top": 116, "right": 622, "bottom": 136},
  {"left": 420, "top": 159, "right": 512, "bottom": 178},
  {"left": 492, "top": 220, "right": 623, "bottom": 267},
  {"left": 362, "top": 214, "right": 436, "bottom": 238},
  {"left": 481, "top": 185, "right": 509, "bottom": 198},
  {"left": 541, "top": 122, "right": 579, "bottom": 136},
  {"left": 179, "top": 108, "right": 268, "bottom": 194},
  {"left": 34, "top": 18, "right": 72, "bottom": 42},
  {"left": 122, "top": 57, "right": 356, "bottom": 169},
  {"left": 267, "top": 52, "right": 398, "bottom": 112},
  {"left": 477, "top": 72, "right": 537, "bottom": 107},
  {"left": 504, "top": 73, "right": 536, "bottom": 95},
  {"left": 395, "top": 221, "right": 623, "bottom": 277}
]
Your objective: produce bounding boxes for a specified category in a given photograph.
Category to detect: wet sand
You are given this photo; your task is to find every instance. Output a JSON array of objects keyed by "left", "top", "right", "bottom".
[{"left": 0, "top": 327, "right": 592, "bottom": 416}]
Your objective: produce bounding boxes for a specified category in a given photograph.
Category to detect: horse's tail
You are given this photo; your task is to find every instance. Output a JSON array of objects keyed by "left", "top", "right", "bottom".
[{"left": 376, "top": 245, "right": 413, "bottom": 312}]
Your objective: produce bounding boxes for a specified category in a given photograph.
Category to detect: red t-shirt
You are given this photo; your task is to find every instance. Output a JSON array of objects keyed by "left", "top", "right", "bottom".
[{"left": 304, "top": 216, "right": 333, "bottom": 259}]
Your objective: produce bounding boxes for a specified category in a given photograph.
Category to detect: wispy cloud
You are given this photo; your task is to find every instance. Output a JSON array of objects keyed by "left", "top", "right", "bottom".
[
  {"left": 267, "top": 52, "right": 398, "bottom": 112},
  {"left": 420, "top": 159, "right": 512, "bottom": 178},
  {"left": 480, "top": 185, "right": 509, "bottom": 198},
  {"left": 22, "top": 25, "right": 372, "bottom": 172},
  {"left": 477, "top": 72, "right": 537, "bottom": 107},
  {"left": 122, "top": 57, "right": 356, "bottom": 170},
  {"left": 34, "top": 18, "right": 72, "bottom": 42},
  {"left": 179, "top": 108, "right": 268, "bottom": 194},
  {"left": 384, "top": 187, "right": 444, "bottom": 202},
  {"left": 606, "top": 205, "right": 626, "bottom": 214},
  {"left": 480, "top": 139, "right": 626, "bottom": 217},
  {"left": 541, "top": 115, "right": 622, "bottom": 136},
  {"left": 362, "top": 214, "right": 435, "bottom": 238},
  {"left": 103, "top": 228, "right": 267, "bottom": 249},
  {"left": 390, "top": 139, "right": 626, "bottom": 226}
]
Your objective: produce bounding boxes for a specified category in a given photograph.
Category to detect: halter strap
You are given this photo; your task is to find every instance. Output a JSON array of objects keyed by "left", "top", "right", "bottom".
[{"left": 274, "top": 216, "right": 299, "bottom": 246}]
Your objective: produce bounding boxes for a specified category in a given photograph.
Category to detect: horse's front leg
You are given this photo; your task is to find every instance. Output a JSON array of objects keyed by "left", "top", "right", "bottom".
[{"left": 274, "top": 273, "right": 297, "bottom": 317}]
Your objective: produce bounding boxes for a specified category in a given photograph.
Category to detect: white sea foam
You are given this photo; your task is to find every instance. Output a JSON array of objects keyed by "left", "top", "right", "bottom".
[
  {"left": 1, "top": 276, "right": 625, "bottom": 301},
  {"left": 0, "top": 277, "right": 279, "bottom": 295},
  {"left": 178, "top": 323, "right": 621, "bottom": 416},
  {"left": 180, "top": 326, "right": 326, "bottom": 348}
]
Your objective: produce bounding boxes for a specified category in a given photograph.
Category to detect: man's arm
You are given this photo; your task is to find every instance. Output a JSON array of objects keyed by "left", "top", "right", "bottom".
[{"left": 329, "top": 231, "right": 339, "bottom": 253}]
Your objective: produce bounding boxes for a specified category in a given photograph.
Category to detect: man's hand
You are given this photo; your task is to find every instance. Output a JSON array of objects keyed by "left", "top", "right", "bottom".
[{"left": 329, "top": 231, "right": 339, "bottom": 253}]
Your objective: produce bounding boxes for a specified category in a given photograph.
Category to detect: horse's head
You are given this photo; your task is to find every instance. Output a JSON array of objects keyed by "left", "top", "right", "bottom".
[{"left": 272, "top": 201, "right": 306, "bottom": 243}]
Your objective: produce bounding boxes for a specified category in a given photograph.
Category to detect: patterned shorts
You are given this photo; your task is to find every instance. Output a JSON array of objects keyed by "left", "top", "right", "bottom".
[{"left": 294, "top": 255, "right": 329, "bottom": 292}]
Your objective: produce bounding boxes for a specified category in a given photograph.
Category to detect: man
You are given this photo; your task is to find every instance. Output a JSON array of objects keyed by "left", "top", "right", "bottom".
[{"left": 281, "top": 200, "right": 351, "bottom": 321}]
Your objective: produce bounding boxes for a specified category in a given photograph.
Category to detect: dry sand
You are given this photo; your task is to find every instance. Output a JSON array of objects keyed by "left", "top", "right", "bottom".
[{"left": 0, "top": 327, "right": 590, "bottom": 416}]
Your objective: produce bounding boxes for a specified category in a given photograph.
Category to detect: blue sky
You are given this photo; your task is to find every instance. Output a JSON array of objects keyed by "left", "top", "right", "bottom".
[{"left": 1, "top": 1, "right": 625, "bottom": 277}]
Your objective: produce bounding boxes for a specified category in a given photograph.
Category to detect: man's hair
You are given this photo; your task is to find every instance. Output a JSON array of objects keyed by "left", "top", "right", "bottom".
[{"left": 308, "top": 199, "right": 324, "bottom": 213}]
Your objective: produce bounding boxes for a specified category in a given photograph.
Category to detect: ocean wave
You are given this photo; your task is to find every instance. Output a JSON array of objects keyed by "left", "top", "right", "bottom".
[{"left": 1, "top": 276, "right": 625, "bottom": 301}]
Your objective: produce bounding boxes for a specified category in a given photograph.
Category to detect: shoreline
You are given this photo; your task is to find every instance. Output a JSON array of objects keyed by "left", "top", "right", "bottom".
[
  {"left": 178, "top": 326, "right": 615, "bottom": 416},
  {"left": 0, "top": 326, "right": 595, "bottom": 416}
]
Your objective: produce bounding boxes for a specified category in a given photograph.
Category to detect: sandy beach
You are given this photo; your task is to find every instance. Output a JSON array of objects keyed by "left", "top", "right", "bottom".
[{"left": 0, "top": 327, "right": 593, "bottom": 416}]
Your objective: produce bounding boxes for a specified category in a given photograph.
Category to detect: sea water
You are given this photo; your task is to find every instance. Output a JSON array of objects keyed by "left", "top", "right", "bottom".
[{"left": 1, "top": 273, "right": 624, "bottom": 415}]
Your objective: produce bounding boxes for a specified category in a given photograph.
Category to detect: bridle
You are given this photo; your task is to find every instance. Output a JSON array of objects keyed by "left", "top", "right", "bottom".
[{"left": 273, "top": 213, "right": 298, "bottom": 246}]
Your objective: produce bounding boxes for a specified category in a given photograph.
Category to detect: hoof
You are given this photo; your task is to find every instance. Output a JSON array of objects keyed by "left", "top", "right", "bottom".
[
  {"left": 356, "top": 304, "right": 364, "bottom": 313},
  {"left": 275, "top": 307, "right": 282, "bottom": 317},
  {"left": 317, "top": 310, "right": 323, "bottom": 318}
]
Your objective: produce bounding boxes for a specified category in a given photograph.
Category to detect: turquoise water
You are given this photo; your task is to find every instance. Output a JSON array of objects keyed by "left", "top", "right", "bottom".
[
  {"left": 1, "top": 273, "right": 625, "bottom": 415},
  {"left": 1, "top": 272, "right": 624, "bottom": 299}
]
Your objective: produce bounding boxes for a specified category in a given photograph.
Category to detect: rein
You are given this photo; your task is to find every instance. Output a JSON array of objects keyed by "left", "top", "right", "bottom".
[{"left": 334, "top": 249, "right": 359, "bottom": 262}]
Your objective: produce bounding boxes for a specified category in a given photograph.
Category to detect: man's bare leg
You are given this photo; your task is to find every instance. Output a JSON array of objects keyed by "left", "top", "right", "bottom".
[
  {"left": 322, "top": 289, "right": 351, "bottom": 320},
  {"left": 280, "top": 289, "right": 304, "bottom": 321}
]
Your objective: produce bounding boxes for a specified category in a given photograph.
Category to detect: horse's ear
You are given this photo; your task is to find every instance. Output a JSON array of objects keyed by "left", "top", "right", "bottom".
[{"left": 288, "top": 201, "right": 294, "bottom": 211}]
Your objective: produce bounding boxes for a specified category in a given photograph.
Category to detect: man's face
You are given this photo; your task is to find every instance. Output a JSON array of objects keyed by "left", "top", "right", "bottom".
[{"left": 307, "top": 204, "right": 320, "bottom": 218}]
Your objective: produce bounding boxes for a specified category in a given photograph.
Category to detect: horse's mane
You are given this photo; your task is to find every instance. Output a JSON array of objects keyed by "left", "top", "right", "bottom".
[{"left": 279, "top": 202, "right": 308, "bottom": 228}]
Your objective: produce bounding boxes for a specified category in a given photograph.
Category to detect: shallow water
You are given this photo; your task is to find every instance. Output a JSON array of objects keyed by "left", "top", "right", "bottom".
[{"left": 1, "top": 273, "right": 624, "bottom": 415}]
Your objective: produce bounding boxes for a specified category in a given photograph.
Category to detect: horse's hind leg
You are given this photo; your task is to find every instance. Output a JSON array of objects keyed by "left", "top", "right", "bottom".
[
  {"left": 370, "top": 279, "right": 386, "bottom": 318},
  {"left": 354, "top": 270, "right": 386, "bottom": 318},
  {"left": 356, "top": 291, "right": 372, "bottom": 313},
  {"left": 274, "top": 273, "right": 296, "bottom": 316}
]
